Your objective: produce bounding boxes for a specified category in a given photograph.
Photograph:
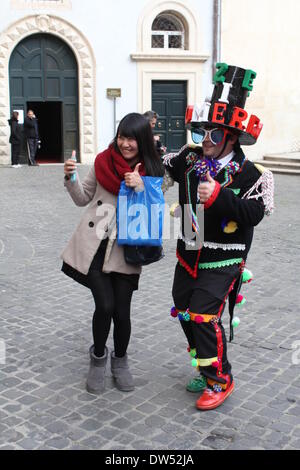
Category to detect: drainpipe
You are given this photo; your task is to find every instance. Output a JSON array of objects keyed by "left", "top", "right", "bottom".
[{"left": 212, "top": 0, "right": 222, "bottom": 80}]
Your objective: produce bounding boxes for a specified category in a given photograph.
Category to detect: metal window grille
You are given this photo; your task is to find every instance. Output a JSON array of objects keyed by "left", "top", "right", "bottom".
[{"left": 151, "top": 13, "right": 185, "bottom": 49}]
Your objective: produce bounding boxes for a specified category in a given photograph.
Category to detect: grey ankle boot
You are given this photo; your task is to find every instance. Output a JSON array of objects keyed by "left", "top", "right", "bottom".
[
  {"left": 111, "top": 351, "right": 134, "bottom": 392},
  {"left": 86, "top": 346, "right": 108, "bottom": 394}
]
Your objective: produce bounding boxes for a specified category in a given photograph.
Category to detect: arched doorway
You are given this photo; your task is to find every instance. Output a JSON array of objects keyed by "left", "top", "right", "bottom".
[{"left": 9, "top": 33, "right": 79, "bottom": 163}]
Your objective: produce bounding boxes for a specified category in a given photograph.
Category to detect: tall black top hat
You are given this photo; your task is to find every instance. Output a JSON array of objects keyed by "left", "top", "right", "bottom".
[{"left": 185, "top": 63, "right": 263, "bottom": 145}]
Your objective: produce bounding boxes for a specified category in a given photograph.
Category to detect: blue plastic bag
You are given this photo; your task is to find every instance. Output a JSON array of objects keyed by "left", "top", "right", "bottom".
[{"left": 117, "top": 176, "right": 164, "bottom": 246}]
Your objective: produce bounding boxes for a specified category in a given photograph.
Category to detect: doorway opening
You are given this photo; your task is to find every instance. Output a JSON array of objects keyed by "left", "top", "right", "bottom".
[{"left": 27, "top": 101, "right": 63, "bottom": 163}]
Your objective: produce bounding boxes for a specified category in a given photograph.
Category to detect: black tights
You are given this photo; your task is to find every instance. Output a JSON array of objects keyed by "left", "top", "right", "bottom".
[{"left": 88, "top": 268, "right": 135, "bottom": 358}]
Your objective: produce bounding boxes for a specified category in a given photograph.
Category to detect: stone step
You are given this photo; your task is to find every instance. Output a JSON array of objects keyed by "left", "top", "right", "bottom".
[
  {"left": 260, "top": 166, "right": 300, "bottom": 175},
  {"left": 263, "top": 153, "right": 300, "bottom": 164},
  {"left": 255, "top": 160, "right": 300, "bottom": 170}
]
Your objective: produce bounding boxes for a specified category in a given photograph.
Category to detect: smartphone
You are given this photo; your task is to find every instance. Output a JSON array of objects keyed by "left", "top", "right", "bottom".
[{"left": 70, "top": 150, "right": 76, "bottom": 182}]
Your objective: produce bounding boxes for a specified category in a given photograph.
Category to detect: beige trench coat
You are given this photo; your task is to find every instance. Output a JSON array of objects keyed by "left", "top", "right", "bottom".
[{"left": 61, "top": 166, "right": 142, "bottom": 276}]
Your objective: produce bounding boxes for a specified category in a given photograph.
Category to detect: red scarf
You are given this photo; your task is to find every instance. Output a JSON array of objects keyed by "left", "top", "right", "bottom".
[{"left": 94, "top": 145, "right": 146, "bottom": 195}]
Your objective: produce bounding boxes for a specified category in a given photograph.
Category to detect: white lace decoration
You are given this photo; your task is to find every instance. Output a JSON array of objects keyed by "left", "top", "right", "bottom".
[
  {"left": 179, "top": 234, "right": 246, "bottom": 251},
  {"left": 203, "top": 241, "right": 246, "bottom": 251},
  {"left": 162, "top": 144, "right": 189, "bottom": 168},
  {"left": 179, "top": 233, "right": 196, "bottom": 247},
  {"left": 161, "top": 170, "right": 174, "bottom": 193},
  {"left": 242, "top": 169, "right": 274, "bottom": 216}
]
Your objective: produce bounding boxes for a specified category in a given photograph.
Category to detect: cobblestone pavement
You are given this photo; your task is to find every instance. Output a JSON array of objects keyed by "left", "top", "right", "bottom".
[{"left": 0, "top": 164, "right": 299, "bottom": 451}]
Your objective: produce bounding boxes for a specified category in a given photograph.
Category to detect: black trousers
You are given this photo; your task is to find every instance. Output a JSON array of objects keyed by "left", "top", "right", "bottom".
[
  {"left": 87, "top": 241, "right": 139, "bottom": 358},
  {"left": 26, "top": 138, "right": 38, "bottom": 164},
  {"left": 11, "top": 143, "right": 21, "bottom": 165},
  {"left": 172, "top": 262, "right": 240, "bottom": 384}
]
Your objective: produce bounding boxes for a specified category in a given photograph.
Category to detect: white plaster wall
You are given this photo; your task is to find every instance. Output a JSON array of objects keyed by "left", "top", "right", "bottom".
[
  {"left": 221, "top": 0, "right": 300, "bottom": 160},
  {"left": 1, "top": 0, "right": 213, "bottom": 156}
]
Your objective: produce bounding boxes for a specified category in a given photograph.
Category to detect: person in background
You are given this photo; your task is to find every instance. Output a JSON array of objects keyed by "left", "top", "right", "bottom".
[
  {"left": 24, "top": 109, "right": 40, "bottom": 166},
  {"left": 144, "top": 110, "right": 167, "bottom": 156},
  {"left": 8, "top": 111, "right": 22, "bottom": 168},
  {"left": 61, "top": 113, "right": 164, "bottom": 395}
]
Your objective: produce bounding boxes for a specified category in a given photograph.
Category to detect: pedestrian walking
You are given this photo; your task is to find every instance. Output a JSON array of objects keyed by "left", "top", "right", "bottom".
[
  {"left": 8, "top": 111, "right": 22, "bottom": 168},
  {"left": 24, "top": 109, "right": 39, "bottom": 166},
  {"left": 163, "top": 63, "right": 274, "bottom": 410},
  {"left": 61, "top": 112, "right": 164, "bottom": 394}
]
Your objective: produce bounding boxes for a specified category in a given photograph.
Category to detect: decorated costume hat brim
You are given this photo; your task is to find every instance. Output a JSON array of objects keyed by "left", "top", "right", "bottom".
[{"left": 185, "top": 63, "right": 263, "bottom": 146}]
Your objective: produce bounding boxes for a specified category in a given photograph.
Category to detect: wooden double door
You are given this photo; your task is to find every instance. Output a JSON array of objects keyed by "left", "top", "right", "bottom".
[
  {"left": 152, "top": 80, "right": 187, "bottom": 153},
  {"left": 9, "top": 33, "right": 79, "bottom": 162}
]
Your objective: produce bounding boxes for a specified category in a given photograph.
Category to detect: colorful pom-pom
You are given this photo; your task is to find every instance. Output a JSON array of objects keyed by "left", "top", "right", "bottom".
[
  {"left": 242, "top": 268, "right": 253, "bottom": 284},
  {"left": 232, "top": 316, "right": 240, "bottom": 328},
  {"left": 189, "top": 348, "right": 197, "bottom": 358},
  {"left": 236, "top": 294, "right": 246, "bottom": 306},
  {"left": 178, "top": 313, "right": 183, "bottom": 321},
  {"left": 227, "top": 161, "right": 240, "bottom": 175},
  {"left": 170, "top": 307, "right": 178, "bottom": 318},
  {"left": 170, "top": 202, "right": 181, "bottom": 218},
  {"left": 195, "top": 315, "right": 204, "bottom": 324},
  {"left": 182, "top": 312, "right": 191, "bottom": 322},
  {"left": 212, "top": 361, "right": 219, "bottom": 368},
  {"left": 191, "top": 358, "right": 198, "bottom": 368},
  {"left": 223, "top": 221, "right": 238, "bottom": 234}
]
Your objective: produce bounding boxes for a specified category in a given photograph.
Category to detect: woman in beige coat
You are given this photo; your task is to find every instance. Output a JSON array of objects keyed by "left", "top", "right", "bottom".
[{"left": 62, "top": 113, "right": 164, "bottom": 394}]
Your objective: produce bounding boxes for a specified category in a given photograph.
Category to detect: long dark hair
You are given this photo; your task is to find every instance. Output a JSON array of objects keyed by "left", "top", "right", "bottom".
[
  {"left": 11, "top": 111, "right": 19, "bottom": 121},
  {"left": 114, "top": 113, "right": 164, "bottom": 177}
]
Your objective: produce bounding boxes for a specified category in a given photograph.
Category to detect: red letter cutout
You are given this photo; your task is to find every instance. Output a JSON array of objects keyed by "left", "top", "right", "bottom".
[
  {"left": 185, "top": 106, "right": 194, "bottom": 124},
  {"left": 212, "top": 103, "right": 227, "bottom": 124},
  {"left": 246, "top": 115, "right": 263, "bottom": 139},
  {"left": 229, "top": 107, "right": 248, "bottom": 130}
]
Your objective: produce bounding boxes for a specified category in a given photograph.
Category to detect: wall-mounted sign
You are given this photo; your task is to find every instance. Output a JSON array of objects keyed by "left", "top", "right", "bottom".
[{"left": 107, "top": 88, "right": 121, "bottom": 98}]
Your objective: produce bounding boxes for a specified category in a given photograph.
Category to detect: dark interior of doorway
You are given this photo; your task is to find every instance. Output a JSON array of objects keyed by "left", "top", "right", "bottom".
[{"left": 27, "top": 101, "right": 63, "bottom": 163}]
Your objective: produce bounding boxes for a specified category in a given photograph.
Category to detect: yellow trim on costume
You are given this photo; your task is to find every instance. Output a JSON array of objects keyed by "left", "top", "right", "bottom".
[
  {"left": 197, "top": 357, "right": 218, "bottom": 367},
  {"left": 254, "top": 163, "right": 266, "bottom": 174},
  {"left": 189, "top": 312, "right": 218, "bottom": 323}
]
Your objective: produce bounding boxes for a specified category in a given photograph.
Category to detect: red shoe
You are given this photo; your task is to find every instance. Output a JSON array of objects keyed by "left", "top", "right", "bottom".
[{"left": 196, "top": 381, "right": 235, "bottom": 410}]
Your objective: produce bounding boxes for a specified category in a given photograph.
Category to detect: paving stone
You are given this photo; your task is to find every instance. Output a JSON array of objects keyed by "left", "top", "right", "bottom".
[
  {"left": 79, "top": 435, "right": 109, "bottom": 449},
  {"left": 200, "top": 435, "right": 230, "bottom": 450},
  {"left": 16, "top": 395, "right": 39, "bottom": 406},
  {"left": 18, "top": 438, "right": 40, "bottom": 450},
  {"left": 80, "top": 419, "right": 104, "bottom": 431},
  {"left": 45, "top": 437, "right": 71, "bottom": 449},
  {"left": 44, "top": 420, "right": 70, "bottom": 434},
  {"left": 144, "top": 415, "right": 166, "bottom": 427},
  {"left": 110, "top": 417, "right": 132, "bottom": 430},
  {"left": 98, "top": 426, "right": 121, "bottom": 440}
]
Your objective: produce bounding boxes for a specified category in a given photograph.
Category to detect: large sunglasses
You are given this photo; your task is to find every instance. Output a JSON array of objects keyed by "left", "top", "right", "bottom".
[{"left": 191, "top": 127, "right": 228, "bottom": 145}]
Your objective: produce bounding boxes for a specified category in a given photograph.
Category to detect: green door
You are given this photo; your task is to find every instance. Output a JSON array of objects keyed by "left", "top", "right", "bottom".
[
  {"left": 152, "top": 81, "right": 187, "bottom": 153},
  {"left": 9, "top": 33, "right": 79, "bottom": 162}
]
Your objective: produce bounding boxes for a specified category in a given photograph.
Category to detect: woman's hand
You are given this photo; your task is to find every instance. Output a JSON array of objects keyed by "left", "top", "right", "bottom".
[
  {"left": 64, "top": 158, "right": 76, "bottom": 176},
  {"left": 124, "top": 163, "right": 144, "bottom": 191},
  {"left": 197, "top": 172, "right": 216, "bottom": 203}
]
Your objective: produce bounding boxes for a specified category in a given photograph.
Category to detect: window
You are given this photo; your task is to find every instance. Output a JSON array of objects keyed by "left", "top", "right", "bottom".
[{"left": 151, "top": 12, "right": 185, "bottom": 50}]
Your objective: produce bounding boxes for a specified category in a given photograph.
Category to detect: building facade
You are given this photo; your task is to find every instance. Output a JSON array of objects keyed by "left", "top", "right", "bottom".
[
  {"left": 221, "top": 0, "right": 300, "bottom": 161},
  {"left": 0, "top": 0, "right": 214, "bottom": 165}
]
